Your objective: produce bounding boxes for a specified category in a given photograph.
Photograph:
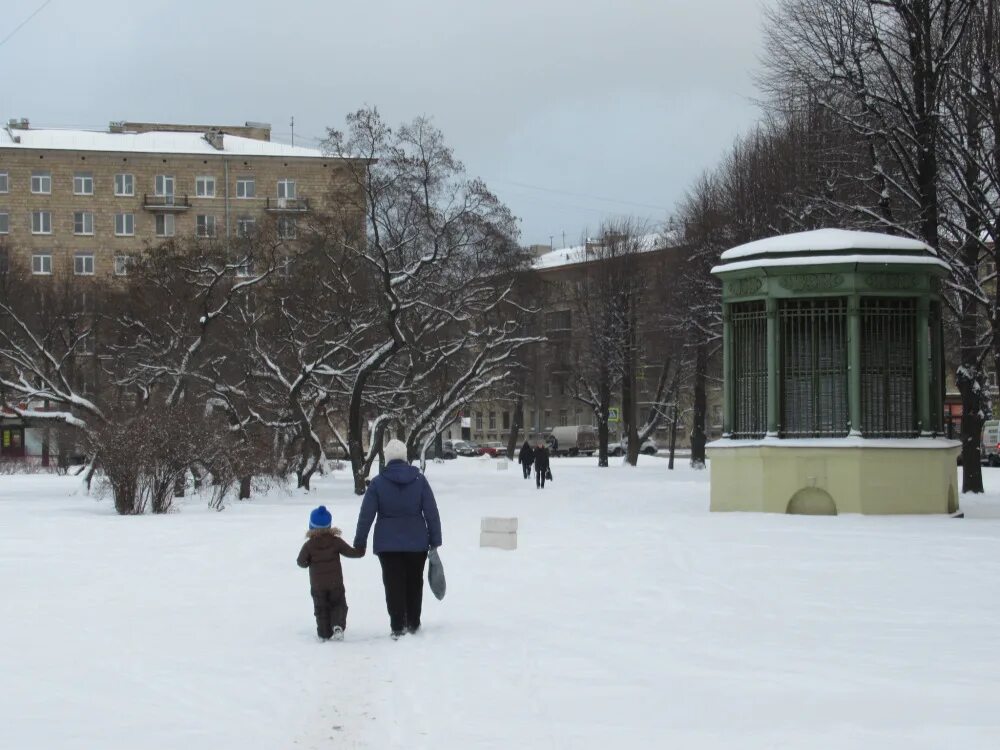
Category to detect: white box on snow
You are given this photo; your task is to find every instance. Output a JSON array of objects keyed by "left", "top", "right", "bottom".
[
  {"left": 480, "top": 530, "right": 518, "bottom": 550},
  {"left": 481, "top": 517, "right": 518, "bottom": 533}
]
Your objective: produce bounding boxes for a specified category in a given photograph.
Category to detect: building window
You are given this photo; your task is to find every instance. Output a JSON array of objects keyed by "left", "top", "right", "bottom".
[
  {"left": 195, "top": 176, "right": 216, "bottom": 198},
  {"left": 0, "top": 212, "right": 8, "bottom": 234},
  {"left": 31, "top": 210, "right": 52, "bottom": 234},
  {"left": 236, "top": 177, "right": 255, "bottom": 198},
  {"left": 154, "top": 175, "right": 175, "bottom": 197},
  {"left": 502, "top": 411, "right": 511, "bottom": 430},
  {"left": 73, "top": 211, "right": 95, "bottom": 235},
  {"left": 235, "top": 260, "right": 253, "bottom": 278},
  {"left": 0, "top": 172, "right": 8, "bottom": 193},
  {"left": 74, "top": 253, "right": 95, "bottom": 276},
  {"left": 779, "top": 298, "right": 849, "bottom": 438},
  {"left": 31, "top": 171, "right": 51, "bottom": 194},
  {"left": 559, "top": 409, "right": 568, "bottom": 426},
  {"left": 860, "top": 298, "right": 917, "bottom": 438},
  {"left": 196, "top": 215, "right": 217, "bottom": 238},
  {"left": 31, "top": 253, "right": 52, "bottom": 275},
  {"left": 115, "top": 213, "right": 135, "bottom": 236},
  {"left": 475, "top": 412, "right": 483, "bottom": 431},
  {"left": 236, "top": 216, "right": 256, "bottom": 238},
  {"left": 114, "top": 255, "right": 131, "bottom": 276},
  {"left": 277, "top": 179, "right": 296, "bottom": 200},
  {"left": 277, "top": 216, "right": 297, "bottom": 239},
  {"left": 155, "top": 214, "right": 175, "bottom": 237},
  {"left": 489, "top": 411, "right": 497, "bottom": 430},
  {"left": 544, "top": 409, "right": 552, "bottom": 428},
  {"left": 114, "top": 174, "right": 135, "bottom": 197},
  {"left": 544, "top": 379, "right": 552, "bottom": 398},
  {"left": 73, "top": 173, "right": 94, "bottom": 195},
  {"left": 529, "top": 410, "right": 536, "bottom": 429},
  {"left": 731, "top": 301, "right": 768, "bottom": 439}
]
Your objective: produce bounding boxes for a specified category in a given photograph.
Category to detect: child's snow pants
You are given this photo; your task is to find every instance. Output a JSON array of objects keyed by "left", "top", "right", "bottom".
[{"left": 311, "top": 587, "right": 348, "bottom": 639}]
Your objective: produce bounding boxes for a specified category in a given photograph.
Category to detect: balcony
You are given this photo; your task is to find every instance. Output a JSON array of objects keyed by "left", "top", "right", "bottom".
[
  {"left": 265, "top": 197, "right": 310, "bottom": 213},
  {"left": 143, "top": 194, "right": 191, "bottom": 212}
]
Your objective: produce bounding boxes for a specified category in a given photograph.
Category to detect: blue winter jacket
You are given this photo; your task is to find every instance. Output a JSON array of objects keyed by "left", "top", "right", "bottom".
[{"left": 353, "top": 461, "right": 443, "bottom": 554}]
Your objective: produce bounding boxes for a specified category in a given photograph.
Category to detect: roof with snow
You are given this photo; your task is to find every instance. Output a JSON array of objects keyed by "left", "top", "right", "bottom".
[
  {"left": 532, "top": 232, "right": 674, "bottom": 270},
  {"left": 713, "top": 228, "right": 948, "bottom": 274},
  {"left": 0, "top": 127, "right": 330, "bottom": 159}
]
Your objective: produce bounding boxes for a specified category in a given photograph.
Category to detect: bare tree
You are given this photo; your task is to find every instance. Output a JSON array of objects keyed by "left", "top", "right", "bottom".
[{"left": 322, "top": 108, "right": 527, "bottom": 493}]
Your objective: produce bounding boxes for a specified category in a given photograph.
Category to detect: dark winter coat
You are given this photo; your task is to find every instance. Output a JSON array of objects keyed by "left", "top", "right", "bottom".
[
  {"left": 297, "top": 530, "right": 364, "bottom": 590},
  {"left": 354, "top": 460, "right": 443, "bottom": 554},
  {"left": 518, "top": 442, "right": 534, "bottom": 467},
  {"left": 533, "top": 446, "right": 550, "bottom": 472}
]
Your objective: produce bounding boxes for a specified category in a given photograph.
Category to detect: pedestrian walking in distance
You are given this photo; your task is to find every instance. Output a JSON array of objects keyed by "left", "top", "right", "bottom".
[
  {"left": 354, "top": 439, "right": 443, "bottom": 640},
  {"left": 297, "top": 506, "right": 364, "bottom": 641},
  {"left": 518, "top": 440, "right": 534, "bottom": 479},
  {"left": 534, "top": 441, "right": 550, "bottom": 489}
]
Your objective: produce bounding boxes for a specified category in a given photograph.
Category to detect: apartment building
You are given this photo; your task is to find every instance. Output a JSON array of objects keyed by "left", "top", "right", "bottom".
[
  {"left": 0, "top": 118, "right": 362, "bottom": 464},
  {"left": 0, "top": 118, "right": 353, "bottom": 279}
]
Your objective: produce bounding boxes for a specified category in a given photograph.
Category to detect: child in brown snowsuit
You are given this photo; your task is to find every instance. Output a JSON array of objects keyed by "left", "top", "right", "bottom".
[{"left": 297, "top": 505, "right": 364, "bottom": 641}]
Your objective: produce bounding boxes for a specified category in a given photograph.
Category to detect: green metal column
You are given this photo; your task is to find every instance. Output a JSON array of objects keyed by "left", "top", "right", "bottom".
[
  {"left": 848, "top": 295, "right": 862, "bottom": 437},
  {"left": 766, "top": 297, "right": 778, "bottom": 436},
  {"left": 916, "top": 296, "right": 931, "bottom": 436},
  {"left": 931, "top": 301, "right": 944, "bottom": 435},
  {"left": 722, "top": 303, "right": 732, "bottom": 437}
]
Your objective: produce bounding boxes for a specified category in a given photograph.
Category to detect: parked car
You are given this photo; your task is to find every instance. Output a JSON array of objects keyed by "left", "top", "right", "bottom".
[
  {"left": 477, "top": 442, "right": 507, "bottom": 457},
  {"left": 982, "top": 420, "right": 1000, "bottom": 466},
  {"left": 612, "top": 437, "right": 659, "bottom": 457},
  {"left": 546, "top": 425, "right": 598, "bottom": 457},
  {"left": 453, "top": 440, "right": 481, "bottom": 457},
  {"left": 426, "top": 441, "right": 457, "bottom": 460}
]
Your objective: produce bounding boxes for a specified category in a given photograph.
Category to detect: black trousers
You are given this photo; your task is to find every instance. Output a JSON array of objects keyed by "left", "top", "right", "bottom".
[
  {"left": 311, "top": 587, "right": 348, "bottom": 639},
  {"left": 521, "top": 462, "right": 532, "bottom": 478},
  {"left": 378, "top": 551, "right": 428, "bottom": 633},
  {"left": 536, "top": 468, "right": 546, "bottom": 488}
]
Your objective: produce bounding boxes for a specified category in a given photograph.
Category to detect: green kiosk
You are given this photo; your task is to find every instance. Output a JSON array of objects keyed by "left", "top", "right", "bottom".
[{"left": 708, "top": 229, "right": 960, "bottom": 515}]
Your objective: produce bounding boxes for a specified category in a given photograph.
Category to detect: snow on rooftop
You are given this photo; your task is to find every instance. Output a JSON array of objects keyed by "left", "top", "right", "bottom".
[
  {"left": 712, "top": 253, "right": 951, "bottom": 275},
  {"left": 0, "top": 127, "right": 330, "bottom": 158},
  {"left": 532, "top": 232, "right": 670, "bottom": 270},
  {"left": 720, "top": 228, "right": 936, "bottom": 262}
]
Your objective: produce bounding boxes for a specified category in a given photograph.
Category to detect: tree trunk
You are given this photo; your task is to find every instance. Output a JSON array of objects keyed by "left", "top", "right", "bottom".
[
  {"left": 959, "top": 238, "right": 985, "bottom": 493},
  {"left": 667, "top": 406, "right": 679, "bottom": 471},
  {"left": 239, "top": 475, "right": 252, "bottom": 500},
  {"left": 597, "top": 378, "right": 611, "bottom": 467},
  {"left": 622, "top": 305, "right": 640, "bottom": 466},
  {"left": 690, "top": 344, "right": 707, "bottom": 469},
  {"left": 505, "top": 395, "right": 523, "bottom": 460}
]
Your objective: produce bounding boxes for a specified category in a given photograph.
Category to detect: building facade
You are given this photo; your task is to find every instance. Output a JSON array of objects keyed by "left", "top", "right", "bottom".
[
  {"left": 457, "top": 239, "right": 724, "bottom": 450},
  {"left": 0, "top": 118, "right": 350, "bottom": 279},
  {"left": 0, "top": 118, "right": 357, "bottom": 463}
]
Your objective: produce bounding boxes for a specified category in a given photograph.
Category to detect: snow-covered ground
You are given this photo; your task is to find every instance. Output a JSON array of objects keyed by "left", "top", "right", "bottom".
[{"left": 2, "top": 458, "right": 1000, "bottom": 749}]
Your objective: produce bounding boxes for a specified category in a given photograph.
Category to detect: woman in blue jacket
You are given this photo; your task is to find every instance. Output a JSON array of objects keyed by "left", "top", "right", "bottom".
[{"left": 354, "top": 439, "right": 443, "bottom": 639}]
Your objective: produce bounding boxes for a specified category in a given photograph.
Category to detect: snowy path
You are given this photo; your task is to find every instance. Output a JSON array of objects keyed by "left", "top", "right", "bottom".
[{"left": 2, "top": 459, "right": 1000, "bottom": 748}]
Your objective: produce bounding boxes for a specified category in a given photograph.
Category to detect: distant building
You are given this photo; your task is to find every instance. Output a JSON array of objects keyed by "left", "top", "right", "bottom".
[
  {"left": 0, "top": 118, "right": 351, "bottom": 278},
  {"left": 0, "top": 118, "right": 363, "bottom": 464},
  {"left": 453, "top": 237, "right": 724, "bottom": 450}
]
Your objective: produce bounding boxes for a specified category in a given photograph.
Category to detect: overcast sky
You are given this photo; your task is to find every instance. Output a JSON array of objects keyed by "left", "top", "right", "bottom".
[{"left": 2, "top": 0, "right": 769, "bottom": 247}]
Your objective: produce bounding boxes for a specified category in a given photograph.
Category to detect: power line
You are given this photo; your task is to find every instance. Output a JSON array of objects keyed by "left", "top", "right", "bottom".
[
  {"left": 485, "top": 178, "right": 668, "bottom": 212},
  {"left": 0, "top": 0, "right": 54, "bottom": 49}
]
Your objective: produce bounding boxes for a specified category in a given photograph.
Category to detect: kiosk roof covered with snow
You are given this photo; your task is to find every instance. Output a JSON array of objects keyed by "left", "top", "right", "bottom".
[{"left": 707, "top": 229, "right": 959, "bottom": 516}]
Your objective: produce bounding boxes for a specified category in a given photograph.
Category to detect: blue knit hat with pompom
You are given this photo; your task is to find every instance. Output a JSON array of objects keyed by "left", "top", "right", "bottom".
[{"left": 309, "top": 505, "right": 332, "bottom": 529}]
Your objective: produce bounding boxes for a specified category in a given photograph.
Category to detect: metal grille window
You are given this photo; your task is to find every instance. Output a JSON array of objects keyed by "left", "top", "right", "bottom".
[
  {"left": 730, "top": 301, "right": 767, "bottom": 438},
  {"left": 861, "top": 298, "right": 916, "bottom": 437},
  {"left": 779, "top": 299, "right": 848, "bottom": 437}
]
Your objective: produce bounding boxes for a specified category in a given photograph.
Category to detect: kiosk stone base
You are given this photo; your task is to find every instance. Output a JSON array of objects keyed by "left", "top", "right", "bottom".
[{"left": 708, "top": 439, "right": 960, "bottom": 515}]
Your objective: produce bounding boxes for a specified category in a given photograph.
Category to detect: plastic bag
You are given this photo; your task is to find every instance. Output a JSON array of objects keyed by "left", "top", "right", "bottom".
[{"left": 428, "top": 547, "right": 446, "bottom": 600}]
